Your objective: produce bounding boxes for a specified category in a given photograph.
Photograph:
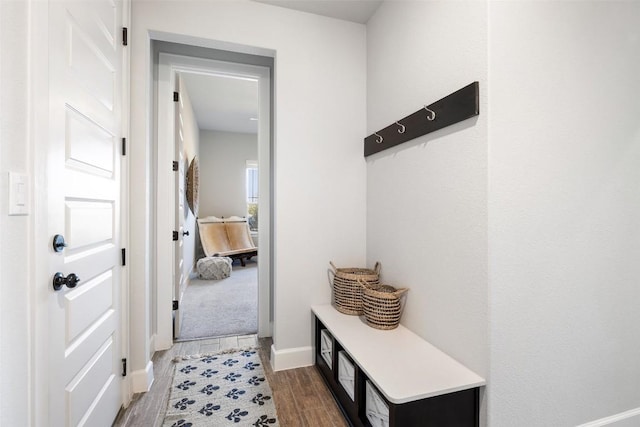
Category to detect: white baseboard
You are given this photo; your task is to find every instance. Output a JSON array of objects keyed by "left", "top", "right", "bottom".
[
  {"left": 270, "top": 344, "right": 313, "bottom": 372},
  {"left": 577, "top": 407, "right": 640, "bottom": 427},
  {"left": 130, "top": 360, "right": 154, "bottom": 393}
]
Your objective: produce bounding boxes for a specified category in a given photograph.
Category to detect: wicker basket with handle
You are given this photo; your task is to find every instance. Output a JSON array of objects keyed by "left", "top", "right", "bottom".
[
  {"left": 329, "top": 261, "right": 381, "bottom": 315},
  {"left": 358, "top": 279, "right": 409, "bottom": 330}
]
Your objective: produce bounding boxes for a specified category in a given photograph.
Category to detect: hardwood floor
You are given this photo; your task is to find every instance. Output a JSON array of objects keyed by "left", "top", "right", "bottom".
[{"left": 113, "top": 335, "right": 348, "bottom": 426}]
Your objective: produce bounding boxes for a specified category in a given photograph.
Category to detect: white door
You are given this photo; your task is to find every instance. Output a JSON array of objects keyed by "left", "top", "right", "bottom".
[
  {"left": 173, "top": 75, "right": 186, "bottom": 339},
  {"left": 48, "top": 0, "right": 125, "bottom": 425}
]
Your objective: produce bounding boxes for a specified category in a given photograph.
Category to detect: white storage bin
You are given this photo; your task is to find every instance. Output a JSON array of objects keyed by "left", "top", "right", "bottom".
[
  {"left": 320, "top": 329, "right": 333, "bottom": 369},
  {"left": 338, "top": 351, "right": 355, "bottom": 401},
  {"left": 366, "top": 381, "right": 389, "bottom": 427}
]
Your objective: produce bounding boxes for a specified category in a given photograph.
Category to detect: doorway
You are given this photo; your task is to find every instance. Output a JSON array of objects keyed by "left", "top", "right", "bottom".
[
  {"left": 177, "top": 70, "right": 260, "bottom": 340},
  {"left": 154, "top": 46, "right": 273, "bottom": 350}
]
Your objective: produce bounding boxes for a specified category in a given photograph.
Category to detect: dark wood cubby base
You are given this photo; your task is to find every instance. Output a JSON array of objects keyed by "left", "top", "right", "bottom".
[{"left": 315, "top": 316, "right": 480, "bottom": 427}]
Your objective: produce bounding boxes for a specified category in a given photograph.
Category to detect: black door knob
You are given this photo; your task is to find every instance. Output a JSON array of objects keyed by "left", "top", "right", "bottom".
[
  {"left": 52, "top": 272, "right": 81, "bottom": 291},
  {"left": 183, "top": 230, "right": 190, "bottom": 236},
  {"left": 66, "top": 273, "right": 80, "bottom": 288}
]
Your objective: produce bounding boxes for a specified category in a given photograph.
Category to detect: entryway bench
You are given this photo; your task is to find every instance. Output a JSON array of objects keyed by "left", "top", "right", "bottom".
[{"left": 312, "top": 304, "right": 485, "bottom": 427}]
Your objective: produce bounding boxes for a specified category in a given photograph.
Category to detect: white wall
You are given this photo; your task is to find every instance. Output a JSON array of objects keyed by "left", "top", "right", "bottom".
[
  {"left": 0, "top": 1, "right": 31, "bottom": 424},
  {"left": 130, "top": 0, "right": 366, "bottom": 368},
  {"left": 178, "top": 75, "right": 199, "bottom": 277},
  {"left": 199, "top": 130, "right": 257, "bottom": 218},
  {"left": 488, "top": 2, "right": 640, "bottom": 426},
  {"left": 366, "top": 0, "right": 488, "bottom": 380},
  {"left": 3, "top": 0, "right": 638, "bottom": 424}
]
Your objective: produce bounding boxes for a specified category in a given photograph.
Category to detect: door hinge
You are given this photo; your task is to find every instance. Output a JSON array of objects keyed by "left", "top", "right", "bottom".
[
  {"left": 173, "top": 91, "right": 179, "bottom": 102},
  {"left": 121, "top": 248, "right": 126, "bottom": 266},
  {"left": 121, "top": 358, "right": 127, "bottom": 377},
  {"left": 121, "top": 137, "right": 126, "bottom": 156},
  {"left": 173, "top": 300, "right": 179, "bottom": 310},
  {"left": 122, "top": 27, "right": 128, "bottom": 46},
  {"left": 172, "top": 161, "right": 178, "bottom": 171},
  {"left": 172, "top": 230, "right": 179, "bottom": 241}
]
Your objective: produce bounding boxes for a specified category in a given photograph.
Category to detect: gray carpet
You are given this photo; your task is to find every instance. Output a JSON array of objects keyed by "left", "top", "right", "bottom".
[{"left": 178, "top": 260, "right": 258, "bottom": 340}]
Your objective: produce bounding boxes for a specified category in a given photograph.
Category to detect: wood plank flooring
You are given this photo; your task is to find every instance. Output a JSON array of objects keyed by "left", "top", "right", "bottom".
[{"left": 113, "top": 335, "right": 348, "bottom": 427}]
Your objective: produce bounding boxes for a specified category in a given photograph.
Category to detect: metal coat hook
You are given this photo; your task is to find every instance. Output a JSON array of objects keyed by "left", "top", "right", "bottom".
[
  {"left": 396, "top": 121, "right": 406, "bottom": 134},
  {"left": 374, "top": 132, "right": 383, "bottom": 144},
  {"left": 424, "top": 106, "right": 436, "bottom": 121}
]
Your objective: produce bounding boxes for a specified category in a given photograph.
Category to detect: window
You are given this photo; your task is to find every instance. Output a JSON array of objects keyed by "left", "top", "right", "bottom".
[{"left": 246, "top": 161, "right": 258, "bottom": 231}]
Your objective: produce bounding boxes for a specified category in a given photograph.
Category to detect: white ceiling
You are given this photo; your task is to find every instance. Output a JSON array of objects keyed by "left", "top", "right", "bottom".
[
  {"left": 254, "top": 0, "right": 383, "bottom": 24},
  {"left": 180, "top": 72, "right": 259, "bottom": 134},
  {"left": 180, "top": 1, "right": 381, "bottom": 135}
]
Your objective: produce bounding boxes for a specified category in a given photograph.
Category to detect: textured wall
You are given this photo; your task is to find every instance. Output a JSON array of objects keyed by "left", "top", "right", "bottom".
[
  {"left": 130, "top": 0, "right": 367, "bottom": 367},
  {"left": 198, "top": 130, "right": 257, "bottom": 219},
  {"left": 178, "top": 75, "right": 199, "bottom": 278},
  {"left": 0, "top": 0, "right": 31, "bottom": 424},
  {"left": 366, "top": 0, "right": 488, "bottom": 377},
  {"left": 488, "top": 2, "right": 640, "bottom": 425}
]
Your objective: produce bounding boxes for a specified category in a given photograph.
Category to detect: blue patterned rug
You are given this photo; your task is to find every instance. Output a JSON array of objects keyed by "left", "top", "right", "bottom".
[{"left": 163, "top": 348, "right": 279, "bottom": 427}]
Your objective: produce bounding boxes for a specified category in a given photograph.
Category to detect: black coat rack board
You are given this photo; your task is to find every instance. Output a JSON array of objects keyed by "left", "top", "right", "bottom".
[{"left": 364, "top": 81, "right": 479, "bottom": 157}]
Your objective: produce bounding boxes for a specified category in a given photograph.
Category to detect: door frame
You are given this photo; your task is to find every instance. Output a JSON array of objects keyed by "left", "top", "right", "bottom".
[{"left": 155, "top": 53, "right": 272, "bottom": 349}]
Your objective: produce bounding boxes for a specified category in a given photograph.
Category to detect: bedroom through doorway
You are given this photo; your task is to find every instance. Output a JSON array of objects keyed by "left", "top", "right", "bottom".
[
  {"left": 154, "top": 45, "right": 272, "bottom": 346},
  {"left": 177, "top": 69, "right": 260, "bottom": 341}
]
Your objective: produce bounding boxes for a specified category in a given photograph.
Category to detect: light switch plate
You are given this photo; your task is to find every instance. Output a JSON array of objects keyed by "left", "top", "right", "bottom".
[{"left": 8, "top": 172, "right": 29, "bottom": 216}]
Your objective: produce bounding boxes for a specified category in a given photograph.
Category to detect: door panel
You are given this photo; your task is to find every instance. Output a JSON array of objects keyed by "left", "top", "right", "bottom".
[
  {"left": 65, "top": 107, "right": 116, "bottom": 175},
  {"left": 62, "top": 309, "right": 116, "bottom": 385},
  {"left": 65, "top": 271, "right": 113, "bottom": 342},
  {"left": 66, "top": 338, "right": 116, "bottom": 426},
  {"left": 49, "top": 0, "right": 124, "bottom": 425},
  {"left": 65, "top": 201, "right": 114, "bottom": 249}
]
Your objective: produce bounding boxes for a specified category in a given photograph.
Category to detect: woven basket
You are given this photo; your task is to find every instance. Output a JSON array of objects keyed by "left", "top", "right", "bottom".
[
  {"left": 329, "top": 261, "right": 381, "bottom": 315},
  {"left": 358, "top": 279, "right": 408, "bottom": 330}
]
